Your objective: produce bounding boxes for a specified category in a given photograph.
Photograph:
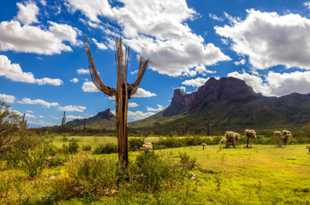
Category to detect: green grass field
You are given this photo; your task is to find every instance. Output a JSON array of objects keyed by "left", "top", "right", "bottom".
[{"left": 1, "top": 136, "right": 310, "bottom": 204}]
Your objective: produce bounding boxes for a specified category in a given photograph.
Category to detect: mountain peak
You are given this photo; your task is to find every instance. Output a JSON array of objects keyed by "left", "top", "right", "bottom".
[
  {"left": 164, "top": 77, "right": 258, "bottom": 116},
  {"left": 94, "top": 108, "right": 114, "bottom": 120}
]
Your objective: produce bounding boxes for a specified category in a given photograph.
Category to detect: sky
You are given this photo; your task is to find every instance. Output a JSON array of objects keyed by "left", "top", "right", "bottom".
[{"left": 1, "top": 0, "right": 310, "bottom": 127}]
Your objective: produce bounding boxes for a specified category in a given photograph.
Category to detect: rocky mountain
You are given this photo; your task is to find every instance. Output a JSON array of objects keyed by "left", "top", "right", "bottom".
[
  {"left": 63, "top": 77, "right": 310, "bottom": 134},
  {"left": 132, "top": 77, "right": 310, "bottom": 134},
  {"left": 65, "top": 108, "right": 116, "bottom": 130}
]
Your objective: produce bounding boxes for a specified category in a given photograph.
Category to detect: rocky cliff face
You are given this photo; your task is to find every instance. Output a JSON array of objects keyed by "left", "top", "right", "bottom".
[
  {"left": 66, "top": 108, "right": 116, "bottom": 129},
  {"left": 143, "top": 77, "right": 310, "bottom": 133},
  {"left": 164, "top": 77, "right": 260, "bottom": 116}
]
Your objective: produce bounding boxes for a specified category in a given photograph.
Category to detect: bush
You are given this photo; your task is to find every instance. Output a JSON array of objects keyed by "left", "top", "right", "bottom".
[
  {"left": 179, "top": 152, "right": 197, "bottom": 171},
  {"left": 19, "top": 144, "right": 49, "bottom": 177},
  {"left": 130, "top": 151, "right": 177, "bottom": 192},
  {"left": 46, "top": 155, "right": 66, "bottom": 168},
  {"left": 129, "top": 138, "right": 144, "bottom": 151},
  {"left": 82, "top": 145, "right": 92, "bottom": 151},
  {"left": 50, "top": 156, "right": 117, "bottom": 201},
  {"left": 93, "top": 143, "right": 117, "bottom": 154},
  {"left": 68, "top": 140, "right": 79, "bottom": 154},
  {"left": 4, "top": 135, "right": 50, "bottom": 177}
]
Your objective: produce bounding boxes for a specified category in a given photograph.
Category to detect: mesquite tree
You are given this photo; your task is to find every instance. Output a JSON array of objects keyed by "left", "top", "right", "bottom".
[{"left": 85, "top": 39, "right": 148, "bottom": 169}]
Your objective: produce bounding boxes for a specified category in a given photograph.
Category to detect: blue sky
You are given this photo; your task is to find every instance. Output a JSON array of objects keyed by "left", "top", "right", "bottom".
[{"left": 1, "top": 0, "right": 310, "bottom": 127}]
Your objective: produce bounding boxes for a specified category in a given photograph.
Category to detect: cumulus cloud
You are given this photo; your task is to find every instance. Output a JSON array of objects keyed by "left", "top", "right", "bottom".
[
  {"left": 66, "top": 0, "right": 230, "bottom": 77},
  {"left": 128, "top": 102, "right": 139, "bottom": 108},
  {"left": 216, "top": 9, "right": 310, "bottom": 70},
  {"left": 128, "top": 104, "right": 165, "bottom": 122},
  {"left": 70, "top": 78, "right": 79, "bottom": 83},
  {"left": 66, "top": 114, "right": 87, "bottom": 120},
  {"left": 82, "top": 81, "right": 99, "bottom": 92},
  {"left": 228, "top": 70, "right": 310, "bottom": 96},
  {"left": 0, "top": 55, "right": 63, "bottom": 86},
  {"left": 18, "top": 98, "right": 59, "bottom": 108},
  {"left": 305, "top": 1, "right": 310, "bottom": 10},
  {"left": 0, "top": 20, "right": 79, "bottom": 55},
  {"left": 77, "top": 68, "right": 89, "bottom": 75},
  {"left": 16, "top": 1, "right": 39, "bottom": 25},
  {"left": 128, "top": 110, "right": 154, "bottom": 122},
  {"left": 146, "top": 104, "right": 165, "bottom": 113},
  {"left": 182, "top": 77, "right": 208, "bottom": 88},
  {"left": 0, "top": 3, "right": 79, "bottom": 55},
  {"left": 59, "top": 105, "right": 86, "bottom": 112},
  {"left": 0, "top": 93, "right": 16, "bottom": 104},
  {"left": 49, "top": 21, "right": 79, "bottom": 45},
  {"left": 92, "top": 38, "right": 108, "bottom": 50},
  {"left": 17, "top": 97, "right": 86, "bottom": 112},
  {"left": 133, "top": 88, "right": 156, "bottom": 98}
]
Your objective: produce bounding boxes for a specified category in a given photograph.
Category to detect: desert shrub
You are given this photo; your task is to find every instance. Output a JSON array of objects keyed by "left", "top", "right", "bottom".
[
  {"left": 130, "top": 151, "right": 178, "bottom": 192},
  {"left": 61, "top": 144, "right": 69, "bottom": 154},
  {"left": 68, "top": 139, "right": 79, "bottom": 154},
  {"left": 46, "top": 155, "right": 66, "bottom": 168},
  {"left": 0, "top": 102, "right": 24, "bottom": 157},
  {"left": 153, "top": 137, "right": 185, "bottom": 149},
  {"left": 93, "top": 143, "right": 117, "bottom": 154},
  {"left": 82, "top": 144, "right": 92, "bottom": 151},
  {"left": 3, "top": 134, "right": 54, "bottom": 177},
  {"left": 49, "top": 156, "right": 117, "bottom": 201},
  {"left": 179, "top": 152, "right": 197, "bottom": 171},
  {"left": 129, "top": 138, "right": 144, "bottom": 151},
  {"left": 19, "top": 144, "right": 49, "bottom": 177}
]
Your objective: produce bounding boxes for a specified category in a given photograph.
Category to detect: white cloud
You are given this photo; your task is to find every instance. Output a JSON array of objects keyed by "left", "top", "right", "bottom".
[
  {"left": 209, "top": 14, "right": 224, "bottom": 22},
  {"left": 77, "top": 68, "right": 89, "bottom": 75},
  {"left": 146, "top": 104, "right": 164, "bottom": 113},
  {"left": 0, "top": 55, "right": 63, "bottom": 86},
  {"left": 0, "top": 3, "right": 79, "bottom": 55},
  {"left": 82, "top": 81, "right": 99, "bottom": 92},
  {"left": 18, "top": 98, "right": 59, "bottom": 108},
  {"left": 40, "top": 0, "right": 47, "bottom": 6},
  {"left": 305, "top": 1, "right": 310, "bottom": 10},
  {"left": 59, "top": 105, "right": 86, "bottom": 112},
  {"left": 92, "top": 38, "right": 108, "bottom": 50},
  {"left": 216, "top": 9, "right": 310, "bottom": 70},
  {"left": 128, "top": 110, "right": 154, "bottom": 122},
  {"left": 66, "top": 114, "right": 86, "bottom": 120},
  {"left": 16, "top": 1, "right": 39, "bottom": 25},
  {"left": 66, "top": 0, "right": 230, "bottom": 77},
  {"left": 49, "top": 21, "right": 79, "bottom": 45},
  {"left": 182, "top": 77, "right": 208, "bottom": 88},
  {"left": 228, "top": 70, "right": 310, "bottom": 96},
  {"left": 128, "top": 102, "right": 139, "bottom": 108},
  {"left": 0, "top": 20, "right": 79, "bottom": 55},
  {"left": 133, "top": 88, "right": 156, "bottom": 98},
  {"left": 17, "top": 97, "right": 86, "bottom": 112},
  {"left": 0, "top": 93, "right": 16, "bottom": 103},
  {"left": 234, "top": 59, "right": 246, "bottom": 66},
  {"left": 65, "top": 0, "right": 114, "bottom": 23},
  {"left": 70, "top": 77, "right": 79, "bottom": 83}
]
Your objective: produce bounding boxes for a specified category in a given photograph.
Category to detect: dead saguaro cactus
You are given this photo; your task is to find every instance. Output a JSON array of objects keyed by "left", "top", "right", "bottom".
[
  {"left": 85, "top": 38, "right": 149, "bottom": 169},
  {"left": 61, "top": 111, "right": 66, "bottom": 128}
]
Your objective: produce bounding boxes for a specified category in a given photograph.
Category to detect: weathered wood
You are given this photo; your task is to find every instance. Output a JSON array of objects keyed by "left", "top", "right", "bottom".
[
  {"left": 85, "top": 46, "right": 115, "bottom": 96},
  {"left": 85, "top": 38, "right": 149, "bottom": 169}
]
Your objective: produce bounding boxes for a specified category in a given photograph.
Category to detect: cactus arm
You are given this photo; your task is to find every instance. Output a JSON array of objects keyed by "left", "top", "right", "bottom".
[
  {"left": 85, "top": 46, "right": 115, "bottom": 96},
  {"left": 128, "top": 57, "right": 149, "bottom": 97}
]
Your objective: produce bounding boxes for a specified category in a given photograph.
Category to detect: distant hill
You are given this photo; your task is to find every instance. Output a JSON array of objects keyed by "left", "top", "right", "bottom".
[
  {"left": 131, "top": 77, "right": 310, "bottom": 134},
  {"left": 65, "top": 108, "right": 116, "bottom": 130},
  {"left": 63, "top": 77, "right": 310, "bottom": 135}
]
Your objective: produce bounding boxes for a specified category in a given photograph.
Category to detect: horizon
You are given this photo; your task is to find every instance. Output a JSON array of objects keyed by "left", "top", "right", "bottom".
[{"left": 1, "top": 0, "right": 310, "bottom": 127}]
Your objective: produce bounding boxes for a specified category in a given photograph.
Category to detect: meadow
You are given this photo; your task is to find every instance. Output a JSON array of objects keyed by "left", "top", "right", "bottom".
[{"left": 1, "top": 135, "right": 309, "bottom": 204}]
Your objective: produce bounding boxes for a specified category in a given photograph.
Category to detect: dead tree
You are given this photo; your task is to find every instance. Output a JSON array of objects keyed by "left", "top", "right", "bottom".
[
  {"left": 61, "top": 111, "right": 66, "bottom": 128},
  {"left": 85, "top": 38, "right": 148, "bottom": 169}
]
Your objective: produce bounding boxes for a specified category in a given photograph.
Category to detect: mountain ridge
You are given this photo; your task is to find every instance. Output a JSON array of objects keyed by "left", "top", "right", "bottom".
[{"left": 65, "top": 77, "right": 310, "bottom": 134}]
